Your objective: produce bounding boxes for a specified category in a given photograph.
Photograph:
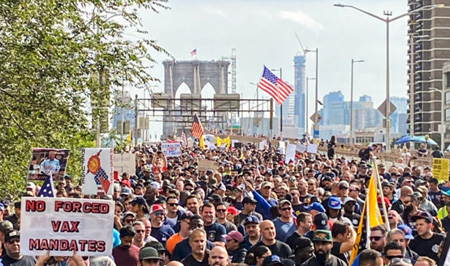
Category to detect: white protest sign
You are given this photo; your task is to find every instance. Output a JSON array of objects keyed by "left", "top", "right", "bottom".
[
  {"left": 259, "top": 140, "right": 266, "bottom": 150},
  {"left": 20, "top": 197, "right": 114, "bottom": 257},
  {"left": 285, "top": 144, "right": 296, "bottom": 163},
  {"left": 296, "top": 143, "right": 307, "bottom": 153},
  {"left": 81, "top": 148, "right": 113, "bottom": 195},
  {"left": 306, "top": 144, "right": 318, "bottom": 154},
  {"left": 161, "top": 142, "right": 181, "bottom": 157},
  {"left": 113, "top": 153, "right": 136, "bottom": 175},
  {"left": 279, "top": 141, "right": 286, "bottom": 154}
]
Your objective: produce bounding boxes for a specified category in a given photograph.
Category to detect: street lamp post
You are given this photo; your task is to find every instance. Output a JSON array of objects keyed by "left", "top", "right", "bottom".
[
  {"left": 350, "top": 59, "right": 364, "bottom": 146},
  {"left": 334, "top": 3, "right": 443, "bottom": 151},
  {"left": 306, "top": 77, "right": 316, "bottom": 136}
]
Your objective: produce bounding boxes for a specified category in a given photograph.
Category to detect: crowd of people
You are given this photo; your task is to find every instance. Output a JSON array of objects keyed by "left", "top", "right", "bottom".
[{"left": 2, "top": 140, "right": 450, "bottom": 266}]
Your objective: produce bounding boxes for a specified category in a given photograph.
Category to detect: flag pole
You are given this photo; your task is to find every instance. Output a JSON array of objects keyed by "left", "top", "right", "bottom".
[{"left": 373, "top": 159, "right": 390, "bottom": 230}]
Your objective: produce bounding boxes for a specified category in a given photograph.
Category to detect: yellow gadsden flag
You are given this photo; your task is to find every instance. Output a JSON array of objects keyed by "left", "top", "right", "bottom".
[
  {"left": 217, "top": 136, "right": 231, "bottom": 148},
  {"left": 348, "top": 165, "right": 383, "bottom": 265}
]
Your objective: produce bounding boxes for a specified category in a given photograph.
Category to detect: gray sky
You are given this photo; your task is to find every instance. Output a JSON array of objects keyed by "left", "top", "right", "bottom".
[{"left": 137, "top": 0, "right": 411, "bottom": 136}]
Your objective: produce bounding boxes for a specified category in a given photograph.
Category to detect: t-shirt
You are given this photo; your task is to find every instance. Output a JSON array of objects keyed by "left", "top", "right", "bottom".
[
  {"left": 331, "top": 242, "right": 348, "bottom": 264},
  {"left": 181, "top": 252, "right": 209, "bottom": 266},
  {"left": 166, "top": 233, "right": 184, "bottom": 255},
  {"left": 273, "top": 218, "right": 296, "bottom": 242},
  {"left": 112, "top": 245, "right": 140, "bottom": 266},
  {"left": 285, "top": 232, "right": 304, "bottom": 250},
  {"left": 300, "top": 254, "right": 347, "bottom": 266},
  {"left": 441, "top": 217, "right": 450, "bottom": 233},
  {"left": 409, "top": 233, "right": 445, "bottom": 262},
  {"left": 151, "top": 224, "right": 175, "bottom": 247},
  {"left": 428, "top": 190, "right": 443, "bottom": 207},
  {"left": 251, "top": 240, "right": 292, "bottom": 259},
  {"left": 0, "top": 255, "right": 36, "bottom": 266},
  {"left": 220, "top": 220, "right": 237, "bottom": 233},
  {"left": 204, "top": 223, "right": 226, "bottom": 242}
]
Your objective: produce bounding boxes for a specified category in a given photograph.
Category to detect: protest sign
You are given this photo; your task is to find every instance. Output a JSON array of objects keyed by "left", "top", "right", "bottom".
[
  {"left": 20, "top": 197, "right": 114, "bottom": 257},
  {"left": 28, "top": 148, "right": 70, "bottom": 181},
  {"left": 81, "top": 148, "right": 113, "bottom": 195},
  {"left": 285, "top": 144, "right": 296, "bottom": 164},
  {"left": 306, "top": 144, "right": 318, "bottom": 154},
  {"left": 296, "top": 143, "right": 307, "bottom": 153},
  {"left": 259, "top": 140, "right": 266, "bottom": 150},
  {"left": 279, "top": 141, "right": 286, "bottom": 154},
  {"left": 432, "top": 158, "right": 449, "bottom": 181},
  {"left": 198, "top": 160, "right": 216, "bottom": 171},
  {"left": 113, "top": 153, "right": 136, "bottom": 175},
  {"left": 161, "top": 142, "right": 181, "bottom": 157}
]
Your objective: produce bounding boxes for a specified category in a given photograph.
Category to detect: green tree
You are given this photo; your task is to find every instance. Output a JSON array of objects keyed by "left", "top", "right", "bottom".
[{"left": 0, "top": 0, "right": 169, "bottom": 199}]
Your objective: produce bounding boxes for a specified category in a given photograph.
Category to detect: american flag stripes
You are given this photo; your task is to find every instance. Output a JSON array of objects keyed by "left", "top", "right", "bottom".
[
  {"left": 94, "top": 167, "right": 109, "bottom": 185},
  {"left": 191, "top": 49, "right": 197, "bottom": 57},
  {"left": 190, "top": 115, "right": 204, "bottom": 139},
  {"left": 181, "top": 128, "right": 188, "bottom": 148},
  {"left": 257, "top": 66, "right": 294, "bottom": 105}
]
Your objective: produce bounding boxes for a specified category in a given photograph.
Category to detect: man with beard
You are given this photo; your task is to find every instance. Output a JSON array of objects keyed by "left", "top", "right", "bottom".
[
  {"left": 409, "top": 211, "right": 445, "bottom": 262},
  {"left": 149, "top": 204, "right": 174, "bottom": 247},
  {"left": 300, "top": 230, "right": 346, "bottom": 266},
  {"left": 387, "top": 228, "right": 418, "bottom": 264},
  {"left": 273, "top": 200, "right": 296, "bottom": 242},
  {"left": 391, "top": 186, "right": 413, "bottom": 216},
  {"left": 368, "top": 225, "right": 387, "bottom": 253},
  {"left": 236, "top": 197, "right": 263, "bottom": 225},
  {"left": 241, "top": 215, "right": 261, "bottom": 250},
  {"left": 113, "top": 226, "right": 140, "bottom": 266},
  {"left": 186, "top": 195, "right": 200, "bottom": 215},
  {"left": 1, "top": 230, "right": 35, "bottom": 266}
]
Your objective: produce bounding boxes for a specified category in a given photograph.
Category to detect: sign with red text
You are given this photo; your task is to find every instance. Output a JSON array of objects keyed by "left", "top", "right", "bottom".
[{"left": 20, "top": 197, "right": 114, "bottom": 256}]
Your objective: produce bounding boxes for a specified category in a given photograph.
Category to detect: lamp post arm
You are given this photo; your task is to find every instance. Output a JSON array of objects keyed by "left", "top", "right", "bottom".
[{"left": 338, "top": 4, "right": 387, "bottom": 22}]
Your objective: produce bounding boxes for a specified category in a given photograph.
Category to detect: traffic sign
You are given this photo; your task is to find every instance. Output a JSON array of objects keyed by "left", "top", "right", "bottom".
[
  {"left": 310, "top": 112, "right": 322, "bottom": 123},
  {"left": 377, "top": 100, "right": 397, "bottom": 117}
]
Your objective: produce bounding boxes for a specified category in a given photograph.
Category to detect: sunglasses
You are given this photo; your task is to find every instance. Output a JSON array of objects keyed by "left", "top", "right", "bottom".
[
  {"left": 369, "top": 236, "right": 382, "bottom": 241},
  {"left": 135, "top": 230, "right": 145, "bottom": 233},
  {"left": 385, "top": 255, "right": 404, "bottom": 260},
  {"left": 153, "top": 212, "right": 165, "bottom": 216},
  {"left": 7, "top": 239, "right": 19, "bottom": 244},
  {"left": 216, "top": 209, "right": 226, "bottom": 213},
  {"left": 168, "top": 203, "right": 178, "bottom": 207},
  {"left": 124, "top": 219, "right": 135, "bottom": 223},
  {"left": 281, "top": 207, "right": 292, "bottom": 211}
]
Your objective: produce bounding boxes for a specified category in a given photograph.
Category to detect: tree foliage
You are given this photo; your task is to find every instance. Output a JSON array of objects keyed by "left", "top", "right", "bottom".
[{"left": 0, "top": 0, "right": 169, "bottom": 199}]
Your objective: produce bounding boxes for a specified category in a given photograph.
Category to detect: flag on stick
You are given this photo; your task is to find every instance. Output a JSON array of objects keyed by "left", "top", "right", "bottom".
[
  {"left": 38, "top": 174, "right": 55, "bottom": 197},
  {"left": 181, "top": 128, "right": 188, "bottom": 149},
  {"left": 190, "top": 115, "right": 204, "bottom": 139},
  {"left": 191, "top": 49, "right": 197, "bottom": 56},
  {"left": 257, "top": 66, "right": 293, "bottom": 105}
]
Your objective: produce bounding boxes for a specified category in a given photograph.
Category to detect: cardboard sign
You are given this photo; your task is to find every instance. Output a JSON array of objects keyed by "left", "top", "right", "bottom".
[
  {"left": 432, "top": 158, "right": 449, "bottom": 181},
  {"left": 28, "top": 148, "right": 70, "bottom": 181},
  {"left": 285, "top": 144, "right": 296, "bottom": 164},
  {"left": 113, "top": 153, "right": 136, "bottom": 175},
  {"left": 81, "top": 148, "right": 113, "bottom": 195},
  {"left": 198, "top": 160, "right": 216, "bottom": 171},
  {"left": 306, "top": 144, "right": 318, "bottom": 154},
  {"left": 20, "top": 197, "right": 114, "bottom": 256},
  {"left": 296, "top": 143, "right": 307, "bottom": 153},
  {"left": 161, "top": 142, "right": 181, "bottom": 157}
]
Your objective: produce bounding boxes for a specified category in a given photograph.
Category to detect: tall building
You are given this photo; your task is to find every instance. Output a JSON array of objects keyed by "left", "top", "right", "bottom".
[
  {"left": 390, "top": 97, "right": 408, "bottom": 134},
  {"left": 112, "top": 91, "right": 135, "bottom": 137},
  {"left": 294, "top": 55, "right": 306, "bottom": 132},
  {"left": 319, "top": 91, "right": 344, "bottom": 125},
  {"left": 407, "top": 0, "right": 450, "bottom": 145}
]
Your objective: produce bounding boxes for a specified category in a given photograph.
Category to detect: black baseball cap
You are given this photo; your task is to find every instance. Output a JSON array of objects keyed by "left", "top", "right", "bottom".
[{"left": 243, "top": 197, "right": 257, "bottom": 204}]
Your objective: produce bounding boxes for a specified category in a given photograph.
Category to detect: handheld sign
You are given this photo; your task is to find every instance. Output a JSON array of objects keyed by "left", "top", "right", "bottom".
[
  {"left": 285, "top": 144, "right": 296, "bottom": 164},
  {"left": 81, "top": 148, "right": 114, "bottom": 195},
  {"left": 161, "top": 142, "right": 181, "bottom": 157},
  {"left": 432, "top": 158, "right": 449, "bottom": 181},
  {"left": 20, "top": 197, "right": 114, "bottom": 256},
  {"left": 28, "top": 148, "right": 70, "bottom": 181}
]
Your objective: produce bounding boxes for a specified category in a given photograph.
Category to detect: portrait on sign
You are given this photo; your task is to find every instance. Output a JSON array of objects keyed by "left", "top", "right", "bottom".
[{"left": 27, "top": 148, "right": 70, "bottom": 181}]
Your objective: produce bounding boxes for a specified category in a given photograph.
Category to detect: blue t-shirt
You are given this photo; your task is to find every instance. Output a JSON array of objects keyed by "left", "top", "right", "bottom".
[
  {"left": 151, "top": 224, "right": 174, "bottom": 247},
  {"left": 112, "top": 228, "right": 120, "bottom": 248},
  {"left": 171, "top": 238, "right": 215, "bottom": 261},
  {"left": 273, "top": 218, "right": 296, "bottom": 242},
  {"left": 204, "top": 222, "right": 226, "bottom": 242}
]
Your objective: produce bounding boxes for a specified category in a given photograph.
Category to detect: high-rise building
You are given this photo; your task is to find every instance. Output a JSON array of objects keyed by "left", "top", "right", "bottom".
[
  {"left": 112, "top": 91, "right": 135, "bottom": 137},
  {"left": 319, "top": 91, "right": 344, "bottom": 125},
  {"left": 294, "top": 55, "right": 306, "bottom": 132},
  {"left": 391, "top": 97, "right": 408, "bottom": 134},
  {"left": 407, "top": 0, "right": 450, "bottom": 145}
]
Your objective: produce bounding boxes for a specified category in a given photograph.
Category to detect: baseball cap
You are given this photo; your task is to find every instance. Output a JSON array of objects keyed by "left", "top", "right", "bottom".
[
  {"left": 328, "top": 196, "right": 342, "bottom": 210},
  {"left": 381, "top": 180, "right": 394, "bottom": 189},
  {"left": 262, "top": 255, "right": 284, "bottom": 266},
  {"left": 312, "top": 229, "right": 332, "bottom": 242},
  {"left": 293, "top": 236, "right": 313, "bottom": 252},
  {"left": 145, "top": 241, "right": 166, "bottom": 252},
  {"left": 123, "top": 211, "right": 136, "bottom": 218},
  {"left": 139, "top": 247, "right": 161, "bottom": 261},
  {"left": 150, "top": 204, "right": 165, "bottom": 214},
  {"left": 260, "top": 181, "right": 274, "bottom": 189},
  {"left": 313, "top": 213, "right": 330, "bottom": 230},
  {"left": 5, "top": 230, "right": 20, "bottom": 243},
  {"left": 377, "top": 196, "right": 391, "bottom": 207},
  {"left": 0, "top": 221, "right": 13, "bottom": 233},
  {"left": 411, "top": 211, "right": 433, "bottom": 223},
  {"left": 243, "top": 197, "right": 257, "bottom": 204},
  {"left": 223, "top": 230, "right": 244, "bottom": 243},
  {"left": 278, "top": 199, "right": 291, "bottom": 208},
  {"left": 397, "top": 225, "right": 414, "bottom": 240},
  {"left": 343, "top": 197, "right": 356, "bottom": 205},
  {"left": 243, "top": 215, "right": 260, "bottom": 225},
  {"left": 179, "top": 211, "right": 194, "bottom": 221},
  {"left": 131, "top": 197, "right": 147, "bottom": 206},
  {"left": 338, "top": 181, "right": 349, "bottom": 189},
  {"left": 120, "top": 187, "right": 131, "bottom": 195},
  {"left": 227, "top": 206, "right": 238, "bottom": 216},
  {"left": 26, "top": 182, "right": 36, "bottom": 190},
  {"left": 304, "top": 202, "right": 325, "bottom": 213}
]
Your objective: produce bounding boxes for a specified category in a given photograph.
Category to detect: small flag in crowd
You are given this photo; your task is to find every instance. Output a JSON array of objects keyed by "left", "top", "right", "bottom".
[
  {"left": 181, "top": 128, "right": 188, "bottom": 148},
  {"left": 191, "top": 49, "right": 197, "bottom": 57},
  {"left": 37, "top": 175, "right": 55, "bottom": 197},
  {"left": 190, "top": 115, "right": 204, "bottom": 139},
  {"left": 257, "top": 66, "right": 293, "bottom": 105}
]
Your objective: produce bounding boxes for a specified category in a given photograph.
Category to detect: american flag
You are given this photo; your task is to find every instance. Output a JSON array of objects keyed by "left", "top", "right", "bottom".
[
  {"left": 190, "top": 115, "right": 204, "bottom": 139},
  {"left": 181, "top": 128, "right": 188, "bottom": 149},
  {"left": 257, "top": 66, "right": 293, "bottom": 105},
  {"left": 38, "top": 175, "right": 54, "bottom": 197},
  {"left": 191, "top": 49, "right": 197, "bottom": 57},
  {"left": 94, "top": 167, "right": 109, "bottom": 185}
]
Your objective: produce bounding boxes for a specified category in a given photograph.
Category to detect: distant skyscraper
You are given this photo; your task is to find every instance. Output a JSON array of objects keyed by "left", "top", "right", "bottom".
[
  {"left": 320, "top": 91, "right": 344, "bottom": 125},
  {"left": 390, "top": 96, "right": 408, "bottom": 134},
  {"left": 294, "top": 55, "right": 306, "bottom": 131}
]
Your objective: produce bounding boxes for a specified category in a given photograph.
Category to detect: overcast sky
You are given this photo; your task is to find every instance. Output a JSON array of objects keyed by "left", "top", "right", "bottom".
[{"left": 135, "top": 0, "right": 413, "bottom": 137}]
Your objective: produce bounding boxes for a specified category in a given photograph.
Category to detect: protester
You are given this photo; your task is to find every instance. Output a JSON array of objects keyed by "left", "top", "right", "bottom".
[
  {"left": 300, "top": 230, "right": 346, "bottom": 266},
  {"left": 113, "top": 226, "right": 140, "bottom": 266}
]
